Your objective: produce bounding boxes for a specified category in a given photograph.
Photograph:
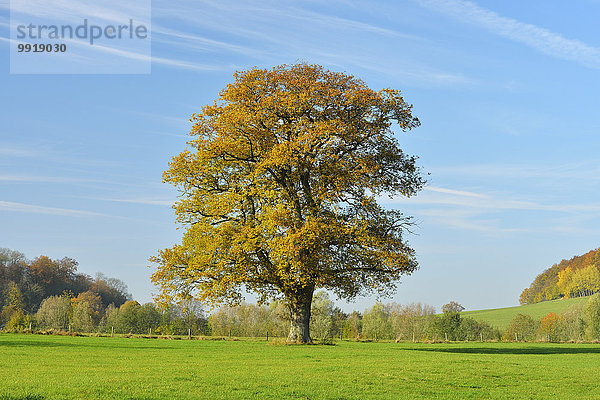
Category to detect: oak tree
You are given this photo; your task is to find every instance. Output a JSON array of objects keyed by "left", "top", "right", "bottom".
[{"left": 151, "top": 63, "right": 425, "bottom": 342}]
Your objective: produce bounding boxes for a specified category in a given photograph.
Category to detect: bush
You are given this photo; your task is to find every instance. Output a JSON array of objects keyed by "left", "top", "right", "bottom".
[
  {"left": 503, "top": 314, "right": 538, "bottom": 341},
  {"left": 36, "top": 296, "right": 70, "bottom": 330},
  {"left": 458, "top": 317, "right": 501, "bottom": 341},
  {"left": 310, "top": 291, "right": 335, "bottom": 341},
  {"left": 583, "top": 293, "right": 600, "bottom": 340},
  {"left": 389, "top": 302, "right": 436, "bottom": 341},
  {"left": 362, "top": 303, "right": 393, "bottom": 340},
  {"left": 555, "top": 302, "right": 585, "bottom": 341}
]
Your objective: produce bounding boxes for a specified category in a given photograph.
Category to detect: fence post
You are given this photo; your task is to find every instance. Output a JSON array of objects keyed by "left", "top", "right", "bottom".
[
  {"left": 266, "top": 331, "right": 269, "bottom": 341},
  {"left": 445, "top": 333, "right": 448, "bottom": 341},
  {"left": 111, "top": 326, "right": 114, "bottom": 337},
  {"left": 480, "top": 332, "right": 483, "bottom": 342},
  {"left": 515, "top": 332, "right": 518, "bottom": 341},
  {"left": 189, "top": 328, "right": 191, "bottom": 339},
  {"left": 149, "top": 327, "right": 152, "bottom": 336}
]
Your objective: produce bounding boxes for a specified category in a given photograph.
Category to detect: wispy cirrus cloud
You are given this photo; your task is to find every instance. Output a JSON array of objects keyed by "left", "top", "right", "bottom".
[
  {"left": 425, "top": 186, "right": 487, "bottom": 199},
  {"left": 7, "top": 0, "right": 149, "bottom": 25},
  {"left": 0, "top": 144, "right": 38, "bottom": 158},
  {"left": 382, "top": 185, "right": 600, "bottom": 235},
  {"left": 89, "top": 41, "right": 227, "bottom": 72},
  {"left": 0, "top": 200, "right": 106, "bottom": 217},
  {"left": 152, "top": 26, "right": 265, "bottom": 58},
  {"left": 0, "top": 174, "right": 101, "bottom": 184},
  {"left": 431, "top": 161, "right": 600, "bottom": 181},
  {"left": 149, "top": 0, "right": 471, "bottom": 86},
  {"left": 96, "top": 197, "right": 174, "bottom": 206},
  {"left": 398, "top": 185, "right": 600, "bottom": 214},
  {"left": 414, "top": 0, "right": 600, "bottom": 69}
]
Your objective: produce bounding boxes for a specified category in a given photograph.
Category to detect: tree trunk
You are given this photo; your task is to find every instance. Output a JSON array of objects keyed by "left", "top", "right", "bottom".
[{"left": 286, "top": 286, "right": 314, "bottom": 343}]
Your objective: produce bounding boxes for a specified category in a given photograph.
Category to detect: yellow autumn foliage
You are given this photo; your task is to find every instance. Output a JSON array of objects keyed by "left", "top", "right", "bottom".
[{"left": 150, "top": 63, "right": 424, "bottom": 340}]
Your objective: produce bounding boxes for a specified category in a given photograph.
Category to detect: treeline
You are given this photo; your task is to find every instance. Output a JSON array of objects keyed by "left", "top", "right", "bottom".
[
  {"left": 5, "top": 246, "right": 600, "bottom": 342},
  {"left": 34, "top": 296, "right": 207, "bottom": 335},
  {"left": 208, "top": 293, "right": 600, "bottom": 343},
  {"left": 504, "top": 294, "right": 600, "bottom": 342},
  {"left": 5, "top": 268, "right": 600, "bottom": 342},
  {"left": 520, "top": 247, "right": 600, "bottom": 304},
  {"left": 1, "top": 248, "right": 130, "bottom": 330},
  {"left": 0, "top": 248, "right": 131, "bottom": 311},
  {"left": 209, "top": 295, "right": 501, "bottom": 342},
  {"left": 1, "top": 248, "right": 209, "bottom": 335}
]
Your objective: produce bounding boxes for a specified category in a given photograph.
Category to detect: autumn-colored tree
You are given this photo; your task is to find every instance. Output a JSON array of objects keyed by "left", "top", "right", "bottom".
[
  {"left": 557, "top": 267, "right": 574, "bottom": 298},
  {"left": 91, "top": 273, "right": 131, "bottom": 308},
  {"left": 575, "top": 265, "right": 600, "bottom": 297},
  {"left": 539, "top": 312, "right": 559, "bottom": 341},
  {"left": 520, "top": 247, "right": 600, "bottom": 304},
  {"left": 151, "top": 63, "right": 425, "bottom": 342},
  {"left": 70, "top": 290, "right": 103, "bottom": 331},
  {"left": 28, "top": 256, "right": 79, "bottom": 298}
]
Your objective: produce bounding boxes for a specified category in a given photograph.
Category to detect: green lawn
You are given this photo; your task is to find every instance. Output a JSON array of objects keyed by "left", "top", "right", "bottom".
[
  {"left": 2, "top": 334, "right": 600, "bottom": 399},
  {"left": 463, "top": 296, "right": 590, "bottom": 330}
]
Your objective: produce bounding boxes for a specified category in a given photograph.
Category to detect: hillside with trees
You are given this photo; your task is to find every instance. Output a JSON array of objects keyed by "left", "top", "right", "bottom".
[
  {"left": 520, "top": 247, "right": 600, "bottom": 305},
  {"left": 1, "top": 247, "right": 210, "bottom": 335},
  {"left": 1, "top": 248, "right": 131, "bottom": 329}
]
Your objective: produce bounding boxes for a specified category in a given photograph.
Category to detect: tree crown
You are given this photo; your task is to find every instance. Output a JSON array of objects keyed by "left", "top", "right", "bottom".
[{"left": 151, "top": 63, "right": 425, "bottom": 308}]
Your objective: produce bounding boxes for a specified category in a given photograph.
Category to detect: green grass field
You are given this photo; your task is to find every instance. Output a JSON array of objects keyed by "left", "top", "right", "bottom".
[
  {"left": 2, "top": 333, "right": 600, "bottom": 399},
  {"left": 463, "top": 296, "right": 590, "bottom": 330}
]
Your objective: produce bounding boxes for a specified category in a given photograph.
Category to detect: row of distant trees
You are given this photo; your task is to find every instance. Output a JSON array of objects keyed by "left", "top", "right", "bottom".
[
  {"left": 209, "top": 293, "right": 600, "bottom": 343},
  {"left": 6, "top": 285, "right": 600, "bottom": 342},
  {"left": 505, "top": 294, "right": 600, "bottom": 342},
  {"left": 208, "top": 295, "right": 502, "bottom": 342},
  {"left": 0, "top": 247, "right": 208, "bottom": 335},
  {"left": 5, "top": 246, "right": 600, "bottom": 341},
  {"left": 32, "top": 295, "right": 208, "bottom": 336},
  {"left": 0, "top": 248, "right": 134, "bottom": 330}
]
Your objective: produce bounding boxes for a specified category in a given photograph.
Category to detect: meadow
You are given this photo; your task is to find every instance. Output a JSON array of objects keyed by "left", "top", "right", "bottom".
[
  {"left": 1, "top": 334, "right": 600, "bottom": 399},
  {"left": 463, "top": 296, "right": 590, "bottom": 330}
]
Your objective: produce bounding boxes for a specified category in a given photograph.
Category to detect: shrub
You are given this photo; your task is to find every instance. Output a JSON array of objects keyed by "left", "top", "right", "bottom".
[
  {"left": 36, "top": 296, "right": 71, "bottom": 330},
  {"left": 503, "top": 314, "right": 537, "bottom": 341},
  {"left": 583, "top": 293, "right": 600, "bottom": 340}
]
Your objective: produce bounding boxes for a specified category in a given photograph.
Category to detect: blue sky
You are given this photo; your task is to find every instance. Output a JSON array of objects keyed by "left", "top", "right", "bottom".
[{"left": 1, "top": 0, "right": 599, "bottom": 313}]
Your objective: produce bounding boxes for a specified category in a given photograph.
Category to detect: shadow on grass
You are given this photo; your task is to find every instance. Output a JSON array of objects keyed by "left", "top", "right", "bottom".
[
  {"left": 0, "top": 395, "right": 45, "bottom": 400},
  {"left": 0, "top": 338, "right": 174, "bottom": 350},
  {"left": 411, "top": 345, "right": 600, "bottom": 355}
]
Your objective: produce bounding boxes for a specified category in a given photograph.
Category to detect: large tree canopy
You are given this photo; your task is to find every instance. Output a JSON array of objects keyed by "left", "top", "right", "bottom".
[{"left": 151, "top": 63, "right": 425, "bottom": 342}]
